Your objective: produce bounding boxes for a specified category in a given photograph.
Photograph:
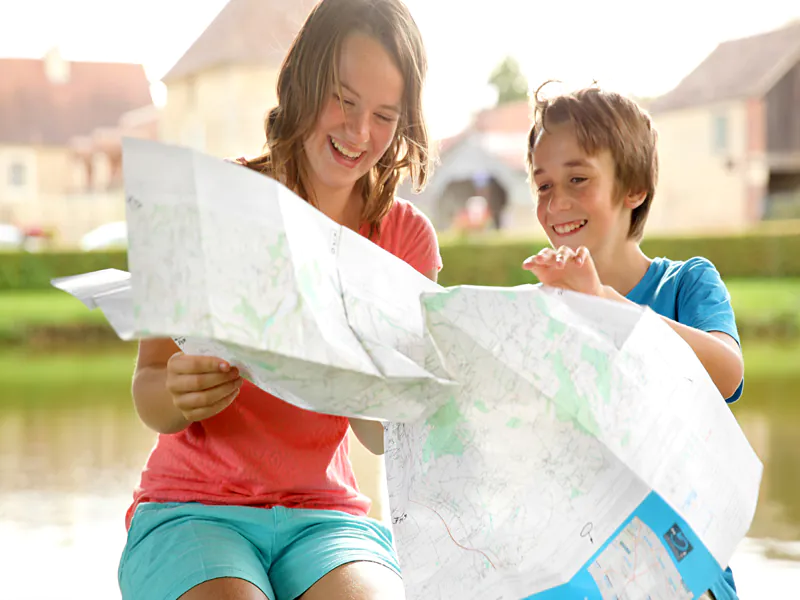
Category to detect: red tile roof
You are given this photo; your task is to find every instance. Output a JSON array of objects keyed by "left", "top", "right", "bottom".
[
  {"left": 0, "top": 57, "right": 153, "bottom": 146},
  {"left": 472, "top": 100, "right": 533, "bottom": 133},
  {"left": 437, "top": 100, "right": 533, "bottom": 168}
]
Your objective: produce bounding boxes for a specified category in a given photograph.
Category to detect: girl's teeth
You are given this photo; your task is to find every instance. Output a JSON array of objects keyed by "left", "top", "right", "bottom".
[{"left": 331, "top": 138, "right": 362, "bottom": 159}]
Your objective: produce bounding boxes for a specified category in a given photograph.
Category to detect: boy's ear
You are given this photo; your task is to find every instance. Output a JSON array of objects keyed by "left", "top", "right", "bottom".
[{"left": 625, "top": 190, "right": 647, "bottom": 210}]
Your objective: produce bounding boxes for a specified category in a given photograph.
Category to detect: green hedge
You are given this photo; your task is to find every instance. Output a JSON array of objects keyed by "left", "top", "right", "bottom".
[
  {"left": 0, "top": 251, "right": 128, "bottom": 290},
  {"left": 438, "top": 229, "right": 800, "bottom": 287},
  {"left": 1, "top": 228, "right": 799, "bottom": 290}
]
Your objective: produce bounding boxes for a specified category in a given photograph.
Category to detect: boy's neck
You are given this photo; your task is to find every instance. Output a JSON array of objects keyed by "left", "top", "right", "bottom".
[{"left": 593, "top": 242, "right": 651, "bottom": 297}]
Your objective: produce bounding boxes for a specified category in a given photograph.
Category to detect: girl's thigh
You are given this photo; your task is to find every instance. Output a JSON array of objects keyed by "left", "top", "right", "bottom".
[{"left": 119, "top": 502, "right": 274, "bottom": 600}]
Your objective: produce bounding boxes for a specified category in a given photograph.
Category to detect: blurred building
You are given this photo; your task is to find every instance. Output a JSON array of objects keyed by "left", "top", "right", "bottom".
[
  {"left": 159, "top": 0, "right": 317, "bottom": 159},
  {"left": 66, "top": 104, "right": 160, "bottom": 248},
  {"left": 649, "top": 20, "right": 800, "bottom": 232},
  {"left": 399, "top": 100, "right": 536, "bottom": 233},
  {"left": 409, "top": 21, "right": 800, "bottom": 236},
  {"left": 0, "top": 48, "right": 154, "bottom": 247}
]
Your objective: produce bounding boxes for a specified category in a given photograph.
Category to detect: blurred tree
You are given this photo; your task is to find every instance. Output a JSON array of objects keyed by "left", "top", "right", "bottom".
[{"left": 488, "top": 56, "right": 529, "bottom": 105}]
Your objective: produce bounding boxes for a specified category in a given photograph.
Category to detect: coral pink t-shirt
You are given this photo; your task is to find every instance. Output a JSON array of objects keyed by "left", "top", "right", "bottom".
[{"left": 125, "top": 197, "right": 442, "bottom": 529}]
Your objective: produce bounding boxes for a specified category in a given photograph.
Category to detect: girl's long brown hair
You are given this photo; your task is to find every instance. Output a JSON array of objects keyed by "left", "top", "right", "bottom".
[{"left": 244, "top": 0, "right": 431, "bottom": 237}]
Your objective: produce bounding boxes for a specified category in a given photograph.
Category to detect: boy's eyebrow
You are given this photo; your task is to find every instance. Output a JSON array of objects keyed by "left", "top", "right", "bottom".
[
  {"left": 564, "top": 159, "right": 592, "bottom": 168},
  {"left": 341, "top": 82, "right": 401, "bottom": 113},
  {"left": 532, "top": 159, "right": 593, "bottom": 177}
]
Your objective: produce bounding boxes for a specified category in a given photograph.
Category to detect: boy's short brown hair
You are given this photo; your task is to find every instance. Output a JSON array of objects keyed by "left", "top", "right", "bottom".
[{"left": 526, "top": 81, "right": 659, "bottom": 240}]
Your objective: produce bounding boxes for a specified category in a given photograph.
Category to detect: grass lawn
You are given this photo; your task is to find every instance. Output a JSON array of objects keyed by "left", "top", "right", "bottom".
[
  {"left": 726, "top": 278, "right": 800, "bottom": 321},
  {"left": 1, "top": 278, "right": 798, "bottom": 402},
  {"left": 4, "top": 342, "right": 797, "bottom": 407},
  {"left": 3, "top": 278, "right": 799, "bottom": 329},
  {"left": 0, "top": 288, "right": 107, "bottom": 328},
  {"left": 1, "top": 345, "right": 138, "bottom": 404},
  {"left": 742, "top": 341, "right": 800, "bottom": 379}
]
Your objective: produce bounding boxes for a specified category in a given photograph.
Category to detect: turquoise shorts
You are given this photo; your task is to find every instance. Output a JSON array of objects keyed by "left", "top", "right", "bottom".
[{"left": 118, "top": 502, "right": 401, "bottom": 600}]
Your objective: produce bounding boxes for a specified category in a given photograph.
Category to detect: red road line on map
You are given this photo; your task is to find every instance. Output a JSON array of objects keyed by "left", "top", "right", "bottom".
[
  {"left": 623, "top": 521, "right": 642, "bottom": 592},
  {"left": 410, "top": 499, "right": 498, "bottom": 570}
]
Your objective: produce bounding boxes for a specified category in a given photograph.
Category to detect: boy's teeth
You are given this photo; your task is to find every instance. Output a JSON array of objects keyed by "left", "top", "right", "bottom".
[
  {"left": 331, "top": 138, "right": 363, "bottom": 159},
  {"left": 554, "top": 220, "right": 587, "bottom": 234}
]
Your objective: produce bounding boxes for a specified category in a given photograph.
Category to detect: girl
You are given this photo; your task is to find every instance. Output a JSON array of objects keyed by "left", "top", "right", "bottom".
[{"left": 118, "top": 1, "right": 441, "bottom": 599}]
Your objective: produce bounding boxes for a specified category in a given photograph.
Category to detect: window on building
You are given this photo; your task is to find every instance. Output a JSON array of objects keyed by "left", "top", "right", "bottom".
[
  {"left": 712, "top": 113, "right": 729, "bottom": 153},
  {"left": 91, "top": 153, "right": 112, "bottom": 190},
  {"left": 9, "top": 162, "right": 26, "bottom": 187}
]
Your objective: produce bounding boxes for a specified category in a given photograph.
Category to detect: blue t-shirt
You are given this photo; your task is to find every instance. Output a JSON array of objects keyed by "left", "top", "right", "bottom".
[
  {"left": 626, "top": 255, "right": 742, "bottom": 598},
  {"left": 626, "top": 256, "right": 743, "bottom": 403}
]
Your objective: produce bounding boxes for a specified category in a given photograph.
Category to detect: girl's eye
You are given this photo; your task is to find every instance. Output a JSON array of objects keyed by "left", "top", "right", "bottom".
[
  {"left": 333, "top": 94, "right": 355, "bottom": 106},
  {"left": 571, "top": 177, "right": 587, "bottom": 184},
  {"left": 537, "top": 184, "right": 551, "bottom": 192},
  {"left": 376, "top": 114, "right": 394, "bottom": 123}
]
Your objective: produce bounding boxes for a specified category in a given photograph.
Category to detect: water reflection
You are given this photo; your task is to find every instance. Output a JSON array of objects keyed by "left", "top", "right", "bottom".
[
  {"left": 1, "top": 379, "right": 799, "bottom": 598},
  {"left": 733, "top": 379, "right": 800, "bottom": 544},
  {"left": 0, "top": 398, "right": 156, "bottom": 600}
]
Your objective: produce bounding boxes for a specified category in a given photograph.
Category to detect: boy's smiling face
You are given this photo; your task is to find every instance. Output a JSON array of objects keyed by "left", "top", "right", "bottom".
[{"left": 530, "top": 121, "right": 641, "bottom": 258}]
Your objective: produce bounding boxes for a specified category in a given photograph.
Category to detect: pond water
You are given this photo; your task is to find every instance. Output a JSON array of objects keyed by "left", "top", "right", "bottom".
[{"left": 1, "top": 376, "right": 798, "bottom": 598}]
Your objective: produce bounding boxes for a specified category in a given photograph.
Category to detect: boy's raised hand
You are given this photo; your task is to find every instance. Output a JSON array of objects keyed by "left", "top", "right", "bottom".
[{"left": 522, "top": 245, "right": 604, "bottom": 297}]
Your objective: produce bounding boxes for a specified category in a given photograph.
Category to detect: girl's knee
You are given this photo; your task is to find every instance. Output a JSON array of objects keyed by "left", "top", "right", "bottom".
[
  {"left": 178, "top": 577, "right": 270, "bottom": 600},
  {"left": 298, "top": 561, "right": 405, "bottom": 600}
]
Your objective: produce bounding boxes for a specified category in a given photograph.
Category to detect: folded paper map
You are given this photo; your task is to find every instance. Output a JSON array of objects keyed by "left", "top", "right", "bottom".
[{"left": 52, "top": 139, "right": 762, "bottom": 599}]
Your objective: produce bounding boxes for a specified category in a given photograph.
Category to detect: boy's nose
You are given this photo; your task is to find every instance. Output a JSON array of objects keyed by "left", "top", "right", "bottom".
[{"left": 547, "top": 189, "right": 572, "bottom": 212}]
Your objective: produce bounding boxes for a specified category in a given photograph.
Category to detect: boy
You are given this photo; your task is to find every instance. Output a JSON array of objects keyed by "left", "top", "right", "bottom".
[{"left": 522, "top": 82, "right": 744, "bottom": 600}]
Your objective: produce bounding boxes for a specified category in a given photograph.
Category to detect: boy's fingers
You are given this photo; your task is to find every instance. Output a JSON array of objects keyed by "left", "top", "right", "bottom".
[
  {"left": 554, "top": 246, "right": 576, "bottom": 268},
  {"left": 523, "top": 256, "right": 546, "bottom": 268},
  {"left": 537, "top": 248, "right": 557, "bottom": 265},
  {"left": 523, "top": 248, "right": 553, "bottom": 268},
  {"left": 522, "top": 260, "right": 553, "bottom": 273}
]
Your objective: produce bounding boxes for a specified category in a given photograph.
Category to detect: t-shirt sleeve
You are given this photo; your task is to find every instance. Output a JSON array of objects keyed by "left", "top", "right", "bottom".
[
  {"left": 676, "top": 257, "right": 743, "bottom": 402},
  {"left": 397, "top": 203, "right": 443, "bottom": 276}
]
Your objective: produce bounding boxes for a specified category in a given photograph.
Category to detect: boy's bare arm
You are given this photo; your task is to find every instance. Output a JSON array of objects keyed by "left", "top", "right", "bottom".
[
  {"left": 524, "top": 248, "right": 744, "bottom": 400},
  {"left": 601, "top": 286, "right": 744, "bottom": 399}
]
